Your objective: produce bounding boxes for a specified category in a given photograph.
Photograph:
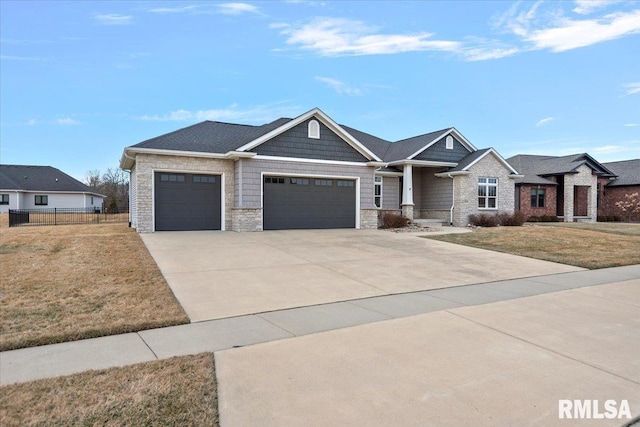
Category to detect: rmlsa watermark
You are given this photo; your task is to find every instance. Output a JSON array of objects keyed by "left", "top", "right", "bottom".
[{"left": 558, "top": 399, "right": 632, "bottom": 420}]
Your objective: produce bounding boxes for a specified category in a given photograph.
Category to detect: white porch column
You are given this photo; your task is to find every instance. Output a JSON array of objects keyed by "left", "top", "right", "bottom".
[{"left": 401, "top": 164, "right": 414, "bottom": 219}]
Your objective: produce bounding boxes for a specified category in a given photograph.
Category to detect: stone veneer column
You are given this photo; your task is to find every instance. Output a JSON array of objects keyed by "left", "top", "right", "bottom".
[{"left": 401, "top": 164, "right": 414, "bottom": 219}]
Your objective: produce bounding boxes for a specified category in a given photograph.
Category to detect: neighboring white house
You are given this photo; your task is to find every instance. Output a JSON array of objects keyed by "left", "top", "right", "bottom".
[{"left": 0, "top": 165, "right": 105, "bottom": 213}]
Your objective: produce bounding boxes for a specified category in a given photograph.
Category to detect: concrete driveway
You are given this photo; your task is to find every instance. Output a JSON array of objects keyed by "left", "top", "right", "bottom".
[
  {"left": 141, "top": 229, "right": 582, "bottom": 322},
  {"left": 216, "top": 279, "right": 640, "bottom": 426}
]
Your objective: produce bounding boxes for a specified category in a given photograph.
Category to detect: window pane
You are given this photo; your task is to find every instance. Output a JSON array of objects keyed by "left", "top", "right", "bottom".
[
  {"left": 488, "top": 187, "right": 496, "bottom": 197},
  {"left": 478, "top": 197, "right": 485, "bottom": 208},
  {"left": 478, "top": 178, "right": 487, "bottom": 184},
  {"left": 488, "top": 178, "right": 497, "bottom": 184},
  {"left": 488, "top": 198, "right": 496, "bottom": 208},
  {"left": 478, "top": 186, "right": 486, "bottom": 197}
]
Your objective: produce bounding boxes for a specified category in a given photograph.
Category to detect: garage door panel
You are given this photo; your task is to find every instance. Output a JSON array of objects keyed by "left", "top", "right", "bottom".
[
  {"left": 155, "top": 173, "right": 221, "bottom": 231},
  {"left": 263, "top": 176, "right": 356, "bottom": 230}
]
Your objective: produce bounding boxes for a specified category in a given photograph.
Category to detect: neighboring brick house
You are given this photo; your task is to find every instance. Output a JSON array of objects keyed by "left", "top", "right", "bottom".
[
  {"left": 120, "top": 107, "right": 520, "bottom": 232},
  {"left": 507, "top": 153, "right": 640, "bottom": 222},
  {"left": 0, "top": 165, "right": 104, "bottom": 213},
  {"left": 599, "top": 159, "right": 640, "bottom": 222}
]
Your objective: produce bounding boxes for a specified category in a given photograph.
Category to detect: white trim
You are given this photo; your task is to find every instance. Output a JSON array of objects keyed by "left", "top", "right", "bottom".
[
  {"left": 375, "top": 170, "right": 404, "bottom": 177},
  {"left": 463, "top": 149, "right": 520, "bottom": 174},
  {"left": 308, "top": 119, "right": 320, "bottom": 139},
  {"left": 374, "top": 176, "right": 382, "bottom": 209},
  {"left": 434, "top": 171, "right": 471, "bottom": 177},
  {"left": 406, "top": 128, "right": 477, "bottom": 161},
  {"left": 477, "top": 176, "right": 498, "bottom": 210},
  {"left": 151, "top": 168, "right": 226, "bottom": 232},
  {"left": 445, "top": 135, "right": 454, "bottom": 150},
  {"left": 236, "top": 107, "right": 382, "bottom": 162},
  {"left": 120, "top": 148, "right": 254, "bottom": 169},
  {"left": 0, "top": 189, "right": 105, "bottom": 198},
  {"left": 387, "top": 159, "right": 457, "bottom": 168},
  {"left": 253, "top": 154, "right": 375, "bottom": 167},
  {"left": 260, "top": 171, "right": 361, "bottom": 229}
]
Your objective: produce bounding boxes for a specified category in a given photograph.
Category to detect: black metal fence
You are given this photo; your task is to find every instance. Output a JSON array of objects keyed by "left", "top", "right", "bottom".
[{"left": 8, "top": 207, "right": 129, "bottom": 227}]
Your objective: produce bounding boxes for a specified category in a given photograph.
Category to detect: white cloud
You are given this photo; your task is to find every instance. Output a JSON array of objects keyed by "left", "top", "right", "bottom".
[
  {"left": 573, "top": 0, "right": 621, "bottom": 15},
  {"left": 623, "top": 82, "right": 640, "bottom": 96},
  {"left": 624, "top": 123, "right": 639, "bottom": 127},
  {"left": 217, "top": 3, "right": 260, "bottom": 15},
  {"left": 497, "top": 3, "right": 640, "bottom": 52},
  {"left": 536, "top": 117, "right": 556, "bottom": 127},
  {"left": 274, "top": 17, "right": 519, "bottom": 61},
  {"left": 138, "top": 102, "right": 300, "bottom": 124},
  {"left": 526, "top": 10, "right": 640, "bottom": 52},
  {"left": 56, "top": 117, "right": 80, "bottom": 125},
  {"left": 315, "top": 76, "right": 362, "bottom": 96},
  {"left": 27, "top": 119, "right": 37, "bottom": 126},
  {"left": 148, "top": 5, "right": 200, "bottom": 14},
  {"left": 275, "top": 17, "right": 461, "bottom": 56},
  {"left": 94, "top": 13, "right": 133, "bottom": 25},
  {"left": 0, "top": 55, "right": 46, "bottom": 61}
]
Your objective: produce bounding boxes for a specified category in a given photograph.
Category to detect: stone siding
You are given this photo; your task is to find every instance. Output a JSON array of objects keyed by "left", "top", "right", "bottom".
[
  {"left": 453, "top": 153, "right": 515, "bottom": 226},
  {"left": 132, "top": 154, "right": 234, "bottom": 232},
  {"left": 232, "top": 208, "right": 262, "bottom": 232},
  {"left": 563, "top": 164, "right": 597, "bottom": 222}
]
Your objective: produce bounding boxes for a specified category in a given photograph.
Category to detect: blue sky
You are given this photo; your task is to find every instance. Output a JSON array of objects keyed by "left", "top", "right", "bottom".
[{"left": 1, "top": 1, "right": 639, "bottom": 181}]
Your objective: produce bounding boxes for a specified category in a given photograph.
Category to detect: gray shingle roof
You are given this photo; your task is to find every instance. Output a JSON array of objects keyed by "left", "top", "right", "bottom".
[
  {"left": 385, "top": 129, "right": 452, "bottom": 162},
  {"left": 127, "top": 118, "right": 462, "bottom": 163},
  {"left": 131, "top": 118, "right": 292, "bottom": 153},
  {"left": 507, "top": 153, "right": 616, "bottom": 185},
  {"left": 447, "top": 148, "right": 492, "bottom": 172},
  {"left": 0, "top": 165, "right": 104, "bottom": 195},
  {"left": 604, "top": 159, "right": 640, "bottom": 186}
]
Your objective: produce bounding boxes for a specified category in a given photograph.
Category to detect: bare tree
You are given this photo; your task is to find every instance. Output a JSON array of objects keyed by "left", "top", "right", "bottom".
[{"left": 84, "top": 168, "right": 129, "bottom": 211}]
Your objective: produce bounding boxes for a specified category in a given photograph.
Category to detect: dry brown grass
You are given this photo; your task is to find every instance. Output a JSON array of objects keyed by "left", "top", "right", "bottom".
[
  {"left": 427, "top": 223, "right": 640, "bottom": 269},
  {"left": 0, "top": 353, "right": 218, "bottom": 426},
  {"left": 0, "top": 222, "right": 188, "bottom": 351}
]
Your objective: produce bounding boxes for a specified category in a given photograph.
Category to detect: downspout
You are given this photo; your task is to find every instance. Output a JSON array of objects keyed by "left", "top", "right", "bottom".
[{"left": 447, "top": 173, "right": 454, "bottom": 225}]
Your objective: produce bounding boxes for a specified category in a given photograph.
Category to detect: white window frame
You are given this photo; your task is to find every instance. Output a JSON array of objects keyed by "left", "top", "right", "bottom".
[
  {"left": 308, "top": 120, "right": 320, "bottom": 139},
  {"left": 478, "top": 177, "right": 498, "bottom": 209},
  {"left": 374, "top": 176, "right": 382, "bottom": 208}
]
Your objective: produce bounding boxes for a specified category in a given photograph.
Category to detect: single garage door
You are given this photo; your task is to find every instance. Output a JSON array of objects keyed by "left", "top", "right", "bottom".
[
  {"left": 263, "top": 175, "right": 356, "bottom": 230},
  {"left": 155, "top": 172, "right": 221, "bottom": 231}
]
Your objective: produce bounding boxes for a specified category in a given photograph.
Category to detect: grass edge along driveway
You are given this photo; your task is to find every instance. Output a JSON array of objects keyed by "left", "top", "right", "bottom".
[
  {"left": 0, "top": 222, "right": 189, "bottom": 351},
  {"left": 426, "top": 223, "right": 640, "bottom": 270}
]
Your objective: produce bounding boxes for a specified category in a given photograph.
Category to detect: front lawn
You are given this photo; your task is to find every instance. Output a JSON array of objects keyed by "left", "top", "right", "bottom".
[
  {"left": 427, "top": 223, "right": 640, "bottom": 269},
  {"left": 0, "top": 222, "right": 189, "bottom": 351},
  {"left": 0, "top": 353, "right": 218, "bottom": 426}
]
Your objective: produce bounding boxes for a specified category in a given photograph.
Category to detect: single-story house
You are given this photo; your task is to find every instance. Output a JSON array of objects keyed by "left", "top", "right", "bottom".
[
  {"left": 600, "top": 159, "right": 640, "bottom": 221},
  {"left": 120, "top": 108, "right": 521, "bottom": 232},
  {"left": 0, "top": 165, "right": 105, "bottom": 213},
  {"left": 507, "top": 153, "right": 640, "bottom": 222}
]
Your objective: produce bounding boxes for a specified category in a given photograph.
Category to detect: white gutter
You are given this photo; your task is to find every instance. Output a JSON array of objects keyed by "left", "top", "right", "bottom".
[{"left": 119, "top": 148, "right": 257, "bottom": 170}]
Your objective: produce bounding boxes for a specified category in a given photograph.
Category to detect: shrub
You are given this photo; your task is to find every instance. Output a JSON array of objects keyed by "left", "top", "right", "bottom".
[
  {"left": 597, "top": 215, "right": 607, "bottom": 222},
  {"left": 380, "top": 213, "right": 410, "bottom": 229},
  {"left": 540, "top": 215, "right": 560, "bottom": 222},
  {"left": 498, "top": 211, "right": 526, "bottom": 226},
  {"left": 527, "top": 215, "right": 540, "bottom": 222},
  {"left": 468, "top": 213, "right": 498, "bottom": 227},
  {"left": 613, "top": 215, "right": 621, "bottom": 222}
]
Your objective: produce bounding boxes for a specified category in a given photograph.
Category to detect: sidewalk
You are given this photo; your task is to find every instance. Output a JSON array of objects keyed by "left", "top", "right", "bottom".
[{"left": 1, "top": 265, "right": 639, "bottom": 385}]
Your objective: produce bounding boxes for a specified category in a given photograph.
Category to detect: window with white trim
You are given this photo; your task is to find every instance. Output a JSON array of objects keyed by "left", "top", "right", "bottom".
[
  {"left": 35, "top": 195, "right": 48, "bottom": 206},
  {"left": 374, "top": 176, "right": 382, "bottom": 208},
  {"left": 308, "top": 120, "right": 320, "bottom": 139},
  {"left": 445, "top": 135, "right": 454, "bottom": 150},
  {"left": 478, "top": 178, "right": 497, "bottom": 209},
  {"left": 0, "top": 194, "right": 9, "bottom": 205}
]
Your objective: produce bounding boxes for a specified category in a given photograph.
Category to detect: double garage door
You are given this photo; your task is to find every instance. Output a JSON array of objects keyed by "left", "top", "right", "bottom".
[
  {"left": 154, "top": 172, "right": 356, "bottom": 231},
  {"left": 263, "top": 175, "right": 356, "bottom": 230}
]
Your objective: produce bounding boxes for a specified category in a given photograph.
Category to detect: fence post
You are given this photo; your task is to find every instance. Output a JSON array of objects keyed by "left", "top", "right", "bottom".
[{"left": 54, "top": 207, "right": 57, "bottom": 225}]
